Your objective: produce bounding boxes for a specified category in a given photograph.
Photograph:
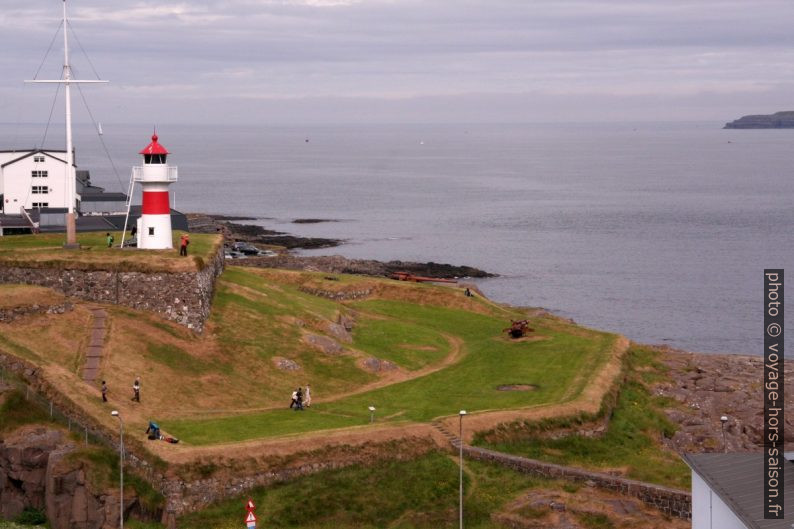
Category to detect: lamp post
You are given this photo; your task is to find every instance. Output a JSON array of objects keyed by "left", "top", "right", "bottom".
[
  {"left": 111, "top": 411, "right": 124, "bottom": 529},
  {"left": 368, "top": 406, "right": 376, "bottom": 424},
  {"left": 459, "top": 410, "right": 467, "bottom": 529},
  {"left": 720, "top": 415, "right": 728, "bottom": 453}
]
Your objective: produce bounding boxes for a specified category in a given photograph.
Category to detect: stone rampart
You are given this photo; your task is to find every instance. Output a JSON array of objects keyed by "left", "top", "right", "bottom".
[{"left": 0, "top": 245, "right": 224, "bottom": 332}]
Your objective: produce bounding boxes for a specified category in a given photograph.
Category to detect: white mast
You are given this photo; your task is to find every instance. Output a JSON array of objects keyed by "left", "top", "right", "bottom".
[{"left": 26, "top": 0, "right": 108, "bottom": 247}]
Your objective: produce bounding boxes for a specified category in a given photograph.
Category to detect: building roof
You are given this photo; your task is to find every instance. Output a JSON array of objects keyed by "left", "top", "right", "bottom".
[
  {"left": 81, "top": 193, "right": 127, "bottom": 202},
  {"left": 683, "top": 453, "right": 794, "bottom": 529},
  {"left": 139, "top": 133, "right": 169, "bottom": 156},
  {"left": 0, "top": 149, "right": 68, "bottom": 168}
]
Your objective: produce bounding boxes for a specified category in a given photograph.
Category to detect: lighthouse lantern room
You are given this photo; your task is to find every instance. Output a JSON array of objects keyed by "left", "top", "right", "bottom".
[{"left": 133, "top": 134, "right": 178, "bottom": 249}]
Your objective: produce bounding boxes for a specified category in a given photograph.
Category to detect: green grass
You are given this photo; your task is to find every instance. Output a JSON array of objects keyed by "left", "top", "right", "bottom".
[
  {"left": 163, "top": 294, "right": 615, "bottom": 445},
  {"left": 476, "top": 345, "right": 690, "bottom": 489},
  {"left": 146, "top": 343, "right": 210, "bottom": 374},
  {"left": 352, "top": 317, "right": 451, "bottom": 370},
  {"left": 0, "top": 231, "right": 220, "bottom": 272},
  {"left": 178, "top": 451, "right": 544, "bottom": 529},
  {"left": 0, "top": 390, "right": 50, "bottom": 433}
]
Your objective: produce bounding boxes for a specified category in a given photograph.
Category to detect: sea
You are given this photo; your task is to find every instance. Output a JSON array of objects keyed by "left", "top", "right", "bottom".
[{"left": 2, "top": 121, "right": 792, "bottom": 356}]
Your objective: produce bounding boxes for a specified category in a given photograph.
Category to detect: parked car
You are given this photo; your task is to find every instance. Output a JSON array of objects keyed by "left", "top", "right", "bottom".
[{"left": 231, "top": 241, "right": 262, "bottom": 255}]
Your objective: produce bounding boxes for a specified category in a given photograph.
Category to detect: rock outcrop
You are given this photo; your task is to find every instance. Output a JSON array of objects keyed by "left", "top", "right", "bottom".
[
  {"left": 0, "top": 425, "right": 139, "bottom": 529},
  {"left": 724, "top": 110, "right": 794, "bottom": 129}
]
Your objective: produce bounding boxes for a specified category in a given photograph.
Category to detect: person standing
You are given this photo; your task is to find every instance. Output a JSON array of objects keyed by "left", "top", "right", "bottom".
[
  {"left": 131, "top": 225, "right": 137, "bottom": 238},
  {"left": 295, "top": 387, "right": 304, "bottom": 411},
  {"left": 101, "top": 380, "right": 108, "bottom": 403},
  {"left": 131, "top": 377, "right": 141, "bottom": 402},
  {"left": 179, "top": 233, "right": 190, "bottom": 256},
  {"left": 304, "top": 384, "right": 311, "bottom": 407},
  {"left": 106, "top": 232, "right": 114, "bottom": 248}
]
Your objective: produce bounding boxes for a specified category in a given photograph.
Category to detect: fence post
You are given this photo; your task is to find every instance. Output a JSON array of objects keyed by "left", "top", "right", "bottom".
[
  {"left": 68, "top": 418, "right": 71, "bottom": 431},
  {"left": 26, "top": 386, "right": 29, "bottom": 400},
  {"left": 85, "top": 427, "right": 88, "bottom": 446},
  {"left": 50, "top": 401, "right": 53, "bottom": 418}
]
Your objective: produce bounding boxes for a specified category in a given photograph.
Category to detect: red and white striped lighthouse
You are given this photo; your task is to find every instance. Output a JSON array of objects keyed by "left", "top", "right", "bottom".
[{"left": 134, "top": 133, "right": 178, "bottom": 249}]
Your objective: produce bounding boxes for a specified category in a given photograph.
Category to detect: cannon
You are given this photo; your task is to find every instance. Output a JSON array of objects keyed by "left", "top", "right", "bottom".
[{"left": 504, "top": 320, "right": 534, "bottom": 339}]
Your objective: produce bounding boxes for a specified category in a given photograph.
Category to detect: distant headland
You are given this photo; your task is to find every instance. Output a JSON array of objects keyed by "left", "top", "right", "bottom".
[{"left": 724, "top": 111, "right": 794, "bottom": 129}]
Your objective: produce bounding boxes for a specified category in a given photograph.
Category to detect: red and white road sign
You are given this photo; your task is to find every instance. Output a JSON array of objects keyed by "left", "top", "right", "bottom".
[{"left": 246, "top": 500, "right": 255, "bottom": 511}]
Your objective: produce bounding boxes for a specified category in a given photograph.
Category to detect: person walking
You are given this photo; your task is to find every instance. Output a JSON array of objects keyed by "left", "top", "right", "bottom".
[
  {"left": 304, "top": 384, "right": 311, "bottom": 407},
  {"left": 179, "top": 234, "right": 190, "bottom": 256},
  {"left": 295, "top": 387, "right": 304, "bottom": 411},
  {"left": 106, "top": 232, "right": 114, "bottom": 248},
  {"left": 101, "top": 380, "right": 108, "bottom": 402},
  {"left": 131, "top": 377, "right": 141, "bottom": 403},
  {"left": 289, "top": 389, "right": 297, "bottom": 409}
]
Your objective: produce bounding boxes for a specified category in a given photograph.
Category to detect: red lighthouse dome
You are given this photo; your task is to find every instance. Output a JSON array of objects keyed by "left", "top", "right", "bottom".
[{"left": 139, "top": 133, "right": 169, "bottom": 156}]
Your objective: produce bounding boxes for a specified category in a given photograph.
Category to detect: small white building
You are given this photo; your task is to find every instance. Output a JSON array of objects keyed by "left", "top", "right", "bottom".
[
  {"left": 684, "top": 453, "right": 794, "bottom": 529},
  {"left": 0, "top": 149, "right": 76, "bottom": 213}
]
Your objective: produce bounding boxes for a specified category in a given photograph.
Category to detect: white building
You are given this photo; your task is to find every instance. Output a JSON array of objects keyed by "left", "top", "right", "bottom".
[
  {"left": 0, "top": 149, "right": 76, "bottom": 213},
  {"left": 684, "top": 453, "right": 794, "bottom": 529}
]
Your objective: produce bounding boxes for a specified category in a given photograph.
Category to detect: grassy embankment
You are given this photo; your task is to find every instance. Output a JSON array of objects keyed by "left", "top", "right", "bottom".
[
  {"left": 475, "top": 345, "right": 690, "bottom": 489},
  {"left": 0, "top": 231, "right": 220, "bottom": 272},
  {"left": 0, "top": 265, "right": 617, "bottom": 448},
  {"left": 160, "top": 267, "right": 616, "bottom": 444},
  {"left": 177, "top": 452, "right": 546, "bottom": 529}
]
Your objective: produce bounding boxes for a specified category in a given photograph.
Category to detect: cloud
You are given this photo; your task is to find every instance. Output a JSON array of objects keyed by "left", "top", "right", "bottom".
[{"left": 1, "top": 0, "right": 793, "bottom": 124}]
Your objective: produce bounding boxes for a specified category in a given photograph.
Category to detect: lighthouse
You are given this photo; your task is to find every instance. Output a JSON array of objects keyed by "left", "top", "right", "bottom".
[{"left": 134, "top": 133, "right": 178, "bottom": 249}]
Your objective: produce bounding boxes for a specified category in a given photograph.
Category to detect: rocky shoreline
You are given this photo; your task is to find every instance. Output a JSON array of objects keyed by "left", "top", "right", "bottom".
[{"left": 187, "top": 213, "right": 494, "bottom": 279}]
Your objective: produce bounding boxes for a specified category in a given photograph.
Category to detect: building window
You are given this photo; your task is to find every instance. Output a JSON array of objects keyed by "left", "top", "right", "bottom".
[
  {"left": 33, "top": 155, "right": 45, "bottom": 163},
  {"left": 31, "top": 186, "right": 49, "bottom": 194},
  {"left": 148, "top": 227, "right": 155, "bottom": 236},
  {"left": 31, "top": 170, "right": 48, "bottom": 178},
  {"left": 32, "top": 202, "right": 49, "bottom": 208}
]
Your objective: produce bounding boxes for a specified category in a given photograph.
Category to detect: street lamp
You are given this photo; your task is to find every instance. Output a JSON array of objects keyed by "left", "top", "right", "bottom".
[
  {"left": 720, "top": 415, "right": 728, "bottom": 453},
  {"left": 368, "top": 406, "right": 376, "bottom": 424},
  {"left": 111, "top": 411, "right": 124, "bottom": 529},
  {"left": 459, "top": 410, "right": 467, "bottom": 529}
]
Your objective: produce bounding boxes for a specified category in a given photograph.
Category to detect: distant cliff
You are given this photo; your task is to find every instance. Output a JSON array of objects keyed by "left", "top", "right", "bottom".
[{"left": 724, "top": 111, "right": 794, "bottom": 129}]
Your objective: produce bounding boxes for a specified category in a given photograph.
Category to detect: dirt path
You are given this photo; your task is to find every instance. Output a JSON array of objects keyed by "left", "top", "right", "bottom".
[{"left": 148, "top": 335, "right": 629, "bottom": 464}]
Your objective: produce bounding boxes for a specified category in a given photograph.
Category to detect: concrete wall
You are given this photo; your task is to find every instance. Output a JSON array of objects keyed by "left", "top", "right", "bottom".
[
  {"left": 0, "top": 244, "right": 224, "bottom": 332},
  {"left": 464, "top": 445, "right": 692, "bottom": 520}
]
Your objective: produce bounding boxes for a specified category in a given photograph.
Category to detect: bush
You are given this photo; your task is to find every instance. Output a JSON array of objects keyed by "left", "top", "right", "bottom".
[{"left": 14, "top": 507, "right": 47, "bottom": 526}]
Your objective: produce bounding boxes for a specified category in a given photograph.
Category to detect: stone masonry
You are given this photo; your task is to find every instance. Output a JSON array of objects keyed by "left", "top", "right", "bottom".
[{"left": 0, "top": 245, "right": 224, "bottom": 332}]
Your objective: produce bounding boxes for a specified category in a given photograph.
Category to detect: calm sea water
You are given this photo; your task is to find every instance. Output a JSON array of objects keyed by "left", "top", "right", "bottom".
[{"left": 2, "top": 121, "right": 792, "bottom": 355}]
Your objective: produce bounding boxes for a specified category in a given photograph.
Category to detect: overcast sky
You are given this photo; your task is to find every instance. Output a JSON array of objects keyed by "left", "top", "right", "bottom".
[{"left": 1, "top": 0, "right": 793, "bottom": 124}]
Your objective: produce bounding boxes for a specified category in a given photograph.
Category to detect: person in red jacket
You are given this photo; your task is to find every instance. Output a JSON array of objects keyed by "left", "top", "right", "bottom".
[{"left": 179, "top": 234, "right": 190, "bottom": 256}]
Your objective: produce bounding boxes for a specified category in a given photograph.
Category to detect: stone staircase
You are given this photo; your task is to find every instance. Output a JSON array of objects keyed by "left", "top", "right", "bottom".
[
  {"left": 431, "top": 420, "right": 461, "bottom": 449},
  {"left": 82, "top": 308, "right": 107, "bottom": 383}
]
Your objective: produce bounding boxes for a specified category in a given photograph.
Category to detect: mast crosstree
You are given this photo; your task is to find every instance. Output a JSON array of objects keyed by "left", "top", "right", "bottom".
[{"left": 25, "top": 0, "right": 108, "bottom": 247}]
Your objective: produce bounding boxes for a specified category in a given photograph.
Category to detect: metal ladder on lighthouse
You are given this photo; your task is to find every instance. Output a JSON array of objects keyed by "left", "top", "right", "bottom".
[{"left": 120, "top": 169, "right": 136, "bottom": 248}]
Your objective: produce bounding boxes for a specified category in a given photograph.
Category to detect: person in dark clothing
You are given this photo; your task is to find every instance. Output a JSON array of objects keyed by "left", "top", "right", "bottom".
[
  {"left": 294, "top": 387, "right": 304, "bottom": 411},
  {"left": 131, "top": 225, "right": 137, "bottom": 238},
  {"left": 101, "top": 381, "right": 108, "bottom": 402},
  {"left": 131, "top": 377, "right": 140, "bottom": 402}
]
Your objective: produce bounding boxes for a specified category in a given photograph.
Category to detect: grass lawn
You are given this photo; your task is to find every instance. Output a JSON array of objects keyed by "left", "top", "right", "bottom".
[
  {"left": 178, "top": 451, "right": 547, "bottom": 529},
  {"left": 0, "top": 231, "right": 221, "bottom": 272},
  {"left": 475, "top": 345, "right": 691, "bottom": 489},
  {"left": 0, "top": 284, "right": 65, "bottom": 309},
  {"left": 163, "top": 292, "right": 616, "bottom": 444}
]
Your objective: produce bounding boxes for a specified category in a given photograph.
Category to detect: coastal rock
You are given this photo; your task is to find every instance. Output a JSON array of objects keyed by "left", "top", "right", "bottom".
[{"left": 724, "top": 110, "right": 794, "bottom": 129}]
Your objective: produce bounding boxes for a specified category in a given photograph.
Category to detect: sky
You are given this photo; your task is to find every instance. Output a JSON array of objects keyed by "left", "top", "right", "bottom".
[{"left": 1, "top": 0, "right": 793, "bottom": 125}]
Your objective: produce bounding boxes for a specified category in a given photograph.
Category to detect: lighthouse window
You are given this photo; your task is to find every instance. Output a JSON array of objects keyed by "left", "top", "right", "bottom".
[
  {"left": 32, "top": 170, "right": 48, "bottom": 178},
  {"left": 31, "top": 186, "right": 49, "bottom": 194},
  {"left": 32, "top": 202, "right": 49, "bottom": 208},
  {"left": 33, "top": 156, "right": 45, "bottom": 163},
  {"left": 148, "top": 227, "right": 155, "bottom": 236}
]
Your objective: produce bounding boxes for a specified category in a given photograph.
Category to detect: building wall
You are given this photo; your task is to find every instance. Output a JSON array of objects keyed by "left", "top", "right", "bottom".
[
  {"left": 1, "top": 153, "right": 71, "bottom": 212},
  {"left": 691, "top": 472, "right": 748, "bottom": 529}
]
